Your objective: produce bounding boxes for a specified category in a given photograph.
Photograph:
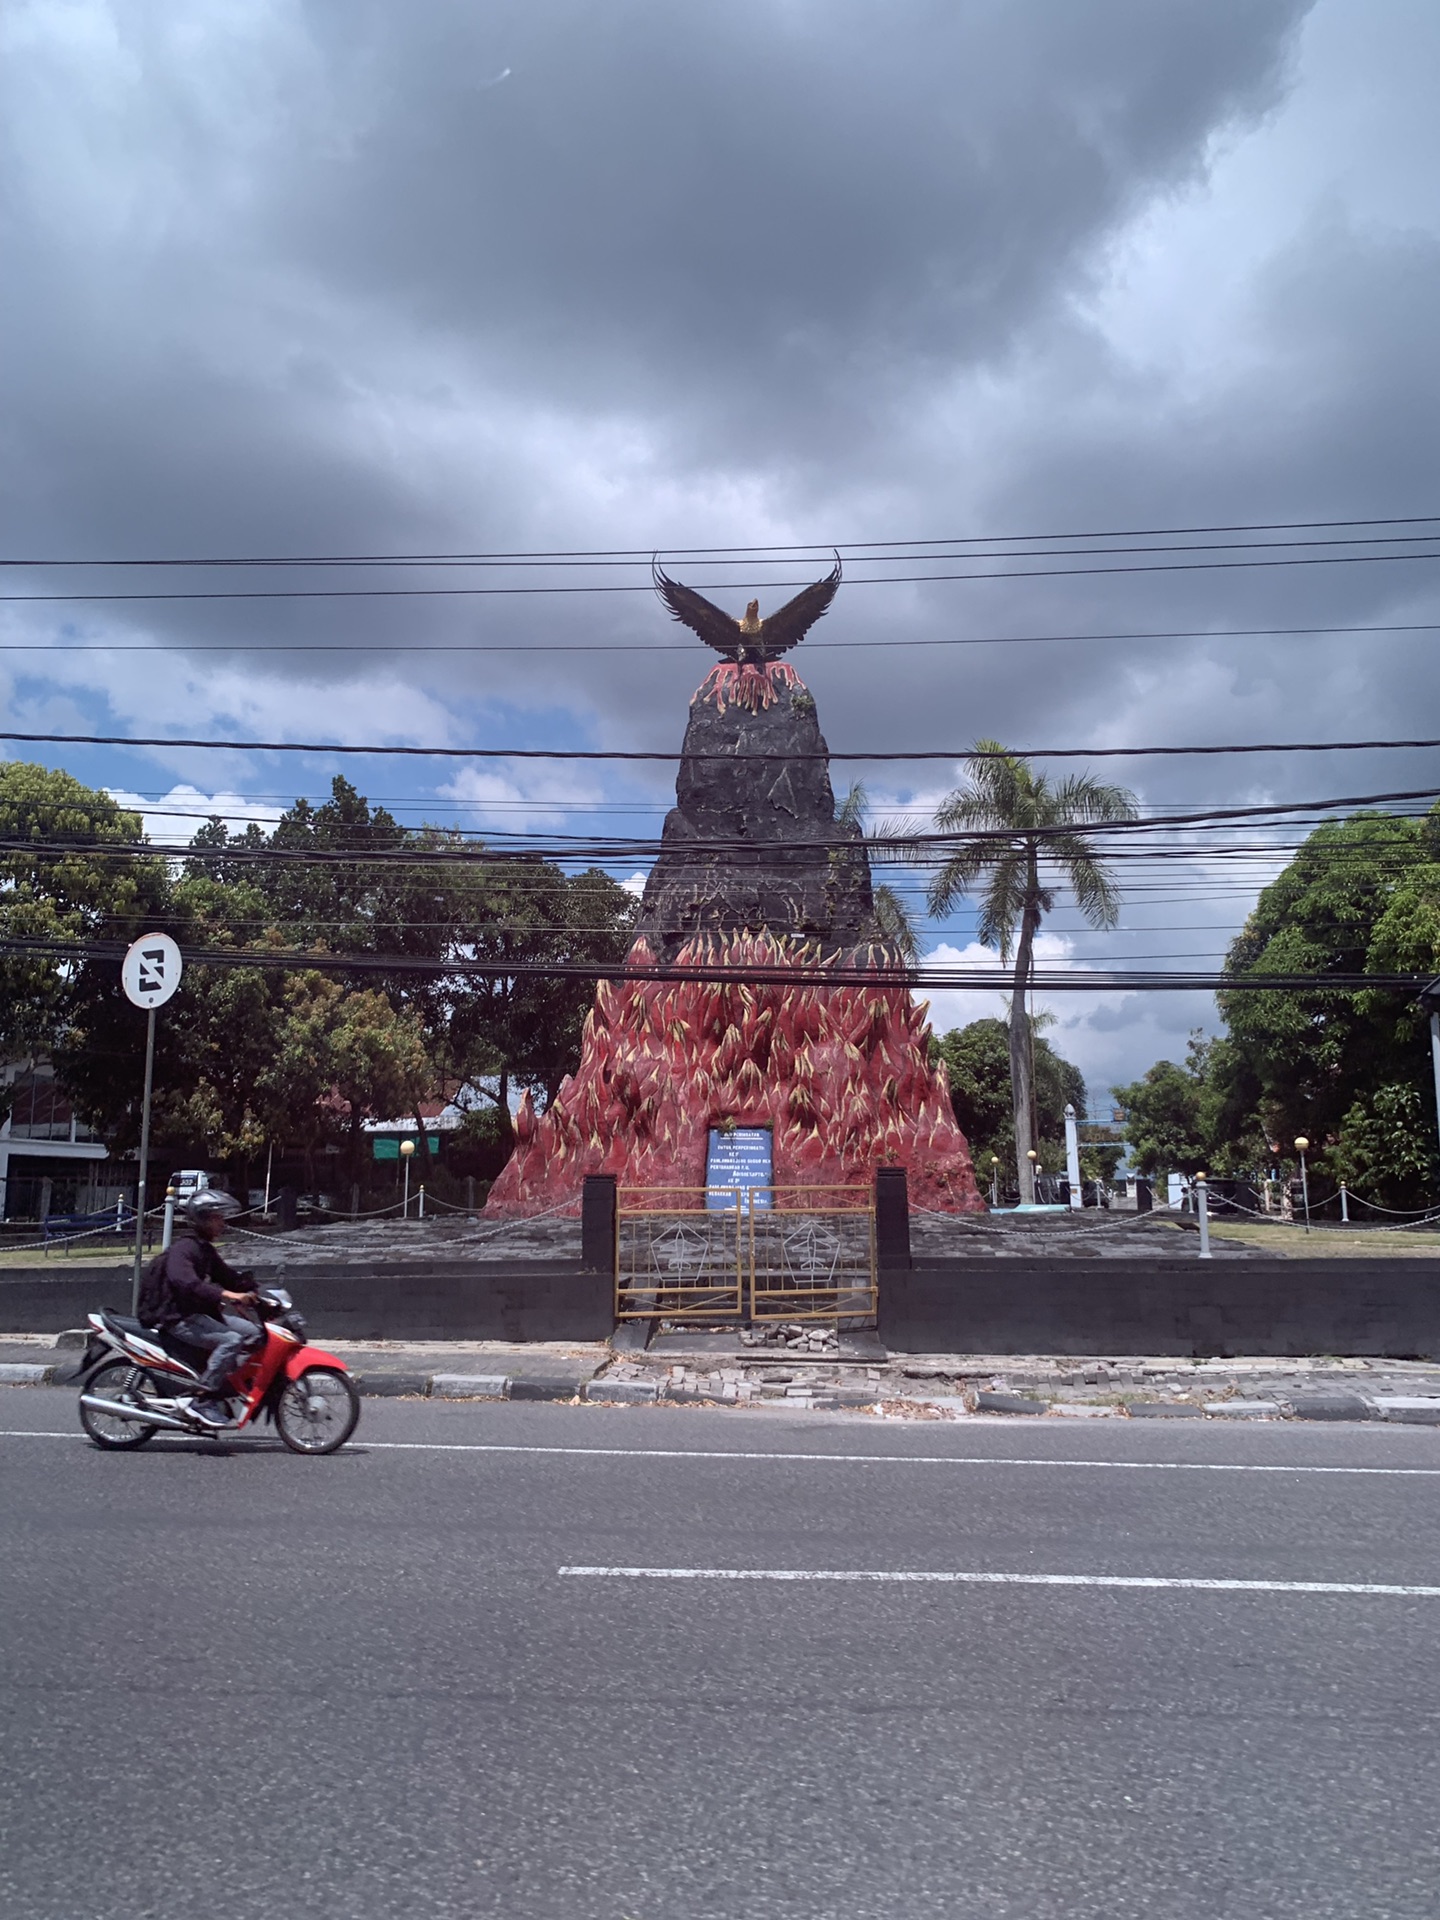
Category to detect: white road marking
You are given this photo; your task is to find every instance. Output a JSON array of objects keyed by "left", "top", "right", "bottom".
[
  {"left": 2, "top": 1427, "right": 1440, "bottom": 1476},
  {"left": 559, "top": 1566, "right": 1440, "bottom": 1597}
]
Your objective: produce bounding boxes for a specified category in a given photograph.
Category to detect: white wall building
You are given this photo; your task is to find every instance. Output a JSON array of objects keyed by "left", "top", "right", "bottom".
[{"left": 0, "top": 1062, "right": 112, "bottom": 1221}]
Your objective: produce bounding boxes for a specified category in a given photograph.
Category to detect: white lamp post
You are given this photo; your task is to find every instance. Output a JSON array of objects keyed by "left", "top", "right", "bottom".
[
  {"left": 1294, "top": 1136, "right": 1311, "bottom": 1233},
  {"left": 400, "top": 1137, "right": 415, "bottom": 1219},
  {"left": 989, "top": 1154, "right": 1000, "bottom": 1207}
]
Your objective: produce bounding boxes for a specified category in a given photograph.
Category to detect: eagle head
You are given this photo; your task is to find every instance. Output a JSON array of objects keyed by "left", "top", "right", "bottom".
[{"left": 739, "top": 599, "right": 762, "bottom": 635}]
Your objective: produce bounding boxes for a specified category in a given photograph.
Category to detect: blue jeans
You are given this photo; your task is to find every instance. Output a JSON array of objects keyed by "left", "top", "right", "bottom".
[{"left": 170, "top": 1312, "right": 263, "bottom": 1398}]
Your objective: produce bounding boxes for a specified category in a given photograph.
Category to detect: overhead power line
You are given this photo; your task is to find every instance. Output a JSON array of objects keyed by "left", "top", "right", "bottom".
[
  {"left": 6, "top": 548, "right": 1440, "bottom": 602},
  {"left": 8, "top": 725, "right": 1440, "bottom": 764},
  {"left": 6, "top": 728, "right": 1440, "bottom": 763},
  {"left": 4, "top": 787, "right": 1439, "bottom": 866},
  {"left": 0, "top": 931, "right": 1424, "bottom": 996},
  {"left": 6, "top": 620, "right": 1440, "bottom": 655},
  {"left": 4, "top": 512, "right": 1437, "bottom": 566},
  {"left": 8, "top": 532, "right": 1440, "bottom": 572}
]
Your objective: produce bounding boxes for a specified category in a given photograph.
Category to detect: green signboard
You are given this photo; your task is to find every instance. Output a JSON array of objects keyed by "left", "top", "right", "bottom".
[{"left": 372, "top": 1135, "right": 441, "bottom": 1162}]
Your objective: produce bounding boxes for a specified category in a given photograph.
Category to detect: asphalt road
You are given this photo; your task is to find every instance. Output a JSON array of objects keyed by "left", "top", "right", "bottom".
[{"left": 3, "top": 1391, "right": 1440, "bottom": 1919}]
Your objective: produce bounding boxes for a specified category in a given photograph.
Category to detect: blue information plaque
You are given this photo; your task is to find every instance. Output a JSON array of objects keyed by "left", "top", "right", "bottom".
[{"left": 706, "top": 1127, "right": 774, "bottom": 1211}]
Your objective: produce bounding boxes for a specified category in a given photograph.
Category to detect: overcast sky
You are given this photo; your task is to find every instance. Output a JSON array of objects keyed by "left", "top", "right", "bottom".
[{"left": 4, "top": 0, "right": 1439, "bottom": 1098}]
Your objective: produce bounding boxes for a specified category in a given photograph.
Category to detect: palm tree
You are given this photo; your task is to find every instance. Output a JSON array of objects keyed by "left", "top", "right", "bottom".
[{"left": 927, "top": 744, "right": 1137, "bottom": 1203}]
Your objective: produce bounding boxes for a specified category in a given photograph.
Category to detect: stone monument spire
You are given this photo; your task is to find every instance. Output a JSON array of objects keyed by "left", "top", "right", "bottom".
[{"left": 483, "top": 569, "right": 981, "bottom": 1215}]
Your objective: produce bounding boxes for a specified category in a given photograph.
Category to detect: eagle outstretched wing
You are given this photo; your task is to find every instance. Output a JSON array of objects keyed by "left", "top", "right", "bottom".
[
  {"left": 652, "top": 555, "right": 842, "bottom": 658},
  {"left": 755, "top": 557, "right": 842, "bottom": 657},
  {"left": 652, "top": 564, "right": 742, "bottom": 656}
]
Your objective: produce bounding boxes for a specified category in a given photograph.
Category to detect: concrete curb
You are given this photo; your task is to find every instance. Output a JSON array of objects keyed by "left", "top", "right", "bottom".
[
  {"left": 432, "top": 1374, "right": 509, "bottom": 1400},
  {"left": 974, "top": 1391, "right": 1047, "bottom": 1415},
  {"left": 7, "top": 1363, "right": 1440, "bottom": 1424},
  {"left": 1373, "top": 1397, "right": 1440, "bottom": 1425},
  {"left": 1285, "top": 1394, "right": 1374, "bottom": 1422}
]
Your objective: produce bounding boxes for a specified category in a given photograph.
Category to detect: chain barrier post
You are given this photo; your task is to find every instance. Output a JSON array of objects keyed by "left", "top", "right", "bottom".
[
  {"left": 1340, "top": 1179, "right": 1348, "bottom": 1223},
  {"left": 1195, "top": 1172, "right": 1211, "bottom": 1259},
  {"left": 161, "top": 1184, "right": 177, "bottom": 1252}
]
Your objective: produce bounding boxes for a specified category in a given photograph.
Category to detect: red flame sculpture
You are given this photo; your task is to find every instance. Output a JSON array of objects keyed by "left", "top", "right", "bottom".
[{"left": 486, "top": 929, "right": 982, "bottom": 1215}]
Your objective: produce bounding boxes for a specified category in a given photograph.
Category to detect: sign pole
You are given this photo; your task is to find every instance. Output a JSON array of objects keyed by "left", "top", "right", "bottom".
[
  {"left": 131, "top": 1007, "right": 157, "bottom": 1313},
  {"left": 120, "top": 931, "right": 184, "bottom": 1316}
]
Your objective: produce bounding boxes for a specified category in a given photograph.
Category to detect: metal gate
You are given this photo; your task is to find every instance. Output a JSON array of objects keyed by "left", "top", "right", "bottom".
[{"left": 616, "top": 1186, "right": 876, "bottom": 1322}]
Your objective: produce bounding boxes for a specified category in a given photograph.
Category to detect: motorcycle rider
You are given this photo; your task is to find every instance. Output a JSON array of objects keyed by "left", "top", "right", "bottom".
[{"left": 141, "top": 1189, "right": 261, "bottom": 1430}]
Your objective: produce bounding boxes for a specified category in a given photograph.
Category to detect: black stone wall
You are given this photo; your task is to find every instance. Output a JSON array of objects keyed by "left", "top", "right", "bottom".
[
  {"left": 0, "top": 1263, "right": 614, "bottom": 1344},
  {"left": 878, "top": 1258, "right": 1440, "bottom": 1358}
]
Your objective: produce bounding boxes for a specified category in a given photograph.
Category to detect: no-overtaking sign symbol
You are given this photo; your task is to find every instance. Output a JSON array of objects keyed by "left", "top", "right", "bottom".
[{"left": 121, "top": 932, "right": 183, "bottom": 1010}]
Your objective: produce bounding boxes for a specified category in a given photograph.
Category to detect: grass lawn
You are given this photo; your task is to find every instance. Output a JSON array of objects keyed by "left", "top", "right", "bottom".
[{"left": 1207, "top": 1218, "right": 1440, "bottom": 1258}]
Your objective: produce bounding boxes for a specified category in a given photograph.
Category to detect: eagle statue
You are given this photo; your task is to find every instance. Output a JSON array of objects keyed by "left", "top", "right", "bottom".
[{"left": 653, "top": 556, "right": 842, "bottom": 662}]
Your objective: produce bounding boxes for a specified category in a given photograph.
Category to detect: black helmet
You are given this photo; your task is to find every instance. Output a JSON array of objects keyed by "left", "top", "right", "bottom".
[{"left": 181, "top": 1188, "right": 239, "bottom": 1225}]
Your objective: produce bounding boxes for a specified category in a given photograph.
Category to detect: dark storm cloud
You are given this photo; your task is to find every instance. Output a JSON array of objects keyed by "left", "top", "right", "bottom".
[
  {"left": 1, "top": 0, "right": 1308, "bottom": 585},
  {"left": 273, "top": 0, "right": 1309, "bottom": 430}
]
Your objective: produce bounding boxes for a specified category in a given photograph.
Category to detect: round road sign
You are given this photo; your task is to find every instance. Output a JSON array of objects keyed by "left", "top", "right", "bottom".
[{"left": 121, "top": 932, "right": 183, "bottom": 1010}]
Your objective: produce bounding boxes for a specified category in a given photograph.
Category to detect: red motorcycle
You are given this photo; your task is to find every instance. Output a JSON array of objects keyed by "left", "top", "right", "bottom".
[{"left": 77, "top": 1285, "right": 359, "bottom": 1455}]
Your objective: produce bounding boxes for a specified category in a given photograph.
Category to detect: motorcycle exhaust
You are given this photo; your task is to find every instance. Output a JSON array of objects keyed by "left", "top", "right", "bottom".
[{"left": 79, "top": 1394, "right": 194, "bottom": 1433}]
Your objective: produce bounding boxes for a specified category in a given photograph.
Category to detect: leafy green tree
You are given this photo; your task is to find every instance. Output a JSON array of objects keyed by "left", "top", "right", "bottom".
[
  {"left": 0, "top": 764, "right": 168, "bottom": 1101},
  {"left": 936, "top": 1016, "right": 1087, "bottom": 1186},
  {"left": 1328, "top": 1083, "right": 1440, "bottom": 1208},
  {"left": 185, "top": 784, "right": 637, "bottom": 1173},
  {"left": 1219, "top": 811, "right": 1429, "bottom": 1163},
  {"left": 256, "top": 974, "right": 430, "bottom": 1192},
  {"left": 445, "top": 861, "right": 636, "bottom": 1118},
  {"left": 927, "top": 746, "right": 1137, "bottom": 1201},
  {"left": 1114, "top": 1056, "right": 1207, "bottom": 1176}
]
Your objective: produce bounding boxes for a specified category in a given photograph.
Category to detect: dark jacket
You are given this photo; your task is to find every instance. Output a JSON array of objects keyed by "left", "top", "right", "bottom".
[{"left": 145, "top": 1228, "right": 249, "bottom": 1328}]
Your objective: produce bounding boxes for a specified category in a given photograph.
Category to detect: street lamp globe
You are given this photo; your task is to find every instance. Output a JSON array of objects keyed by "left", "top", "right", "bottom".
[
  {"left": 1026, "top": 1149, "right": 1038, "bottom": 1162},
  {"left": 399, "top": 1139, "right": 415, "bottom": 1159},
  {"left": 1294, "top": 1136, "right": 1309, "bottom": 1153}
]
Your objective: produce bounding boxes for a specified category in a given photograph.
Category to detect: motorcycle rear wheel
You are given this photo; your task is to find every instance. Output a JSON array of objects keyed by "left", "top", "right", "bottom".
[
  {"left": 80, "top": 1361, "right": 160, "bottom": 1450},
  {"left": 275, "top": 1368, "right": 360, "bottom": 1455}
]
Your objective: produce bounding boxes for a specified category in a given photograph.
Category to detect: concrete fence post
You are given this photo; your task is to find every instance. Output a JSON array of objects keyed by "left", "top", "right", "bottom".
[
  {"left": 581, "top": 1174, "right": 618, "bottom": 1272},
  {"left": 874, "top": 1167, "right": 911, "bottom": 1269}
]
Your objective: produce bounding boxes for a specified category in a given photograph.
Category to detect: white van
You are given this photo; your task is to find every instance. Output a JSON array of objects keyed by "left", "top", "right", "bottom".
[{"left": 168, "top": 1169, "right": 219, "bottom": 1201}]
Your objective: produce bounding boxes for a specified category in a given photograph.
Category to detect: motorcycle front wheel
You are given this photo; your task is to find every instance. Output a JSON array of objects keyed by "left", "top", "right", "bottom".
[
  {"left": 79, "top": 1361, "right": 160, "bottom": 1450},
  {"left": 275, "top": 1368, "right": 360, "bottom": 1455}
]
